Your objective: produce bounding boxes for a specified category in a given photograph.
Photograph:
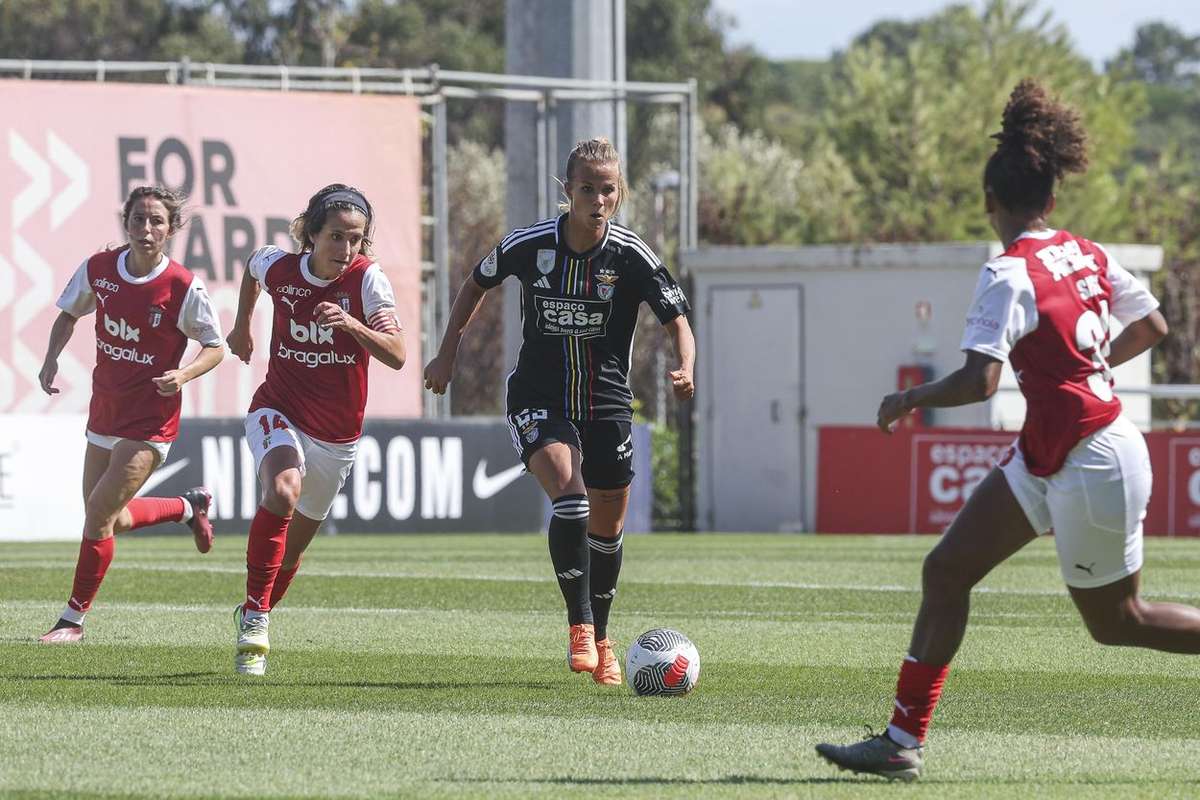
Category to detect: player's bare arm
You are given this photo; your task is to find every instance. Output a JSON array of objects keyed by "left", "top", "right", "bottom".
[
  {"left": 877, "top": 351, "right": 1001, "bottom": 434},
  {"left": 664, "top": 314, "right": 695, "bottom": 400},
  {"left": 313, "top": 300, "right": 406, "bottom": 370},
  {"left": 1108, "top": 309, "right": 1168, "bottom": 368},
  {"left": 226, "top": 264, "right": 261, "bottom": 364},
  {"left": 424, "top": 274, "right": 489, "bottom": 394},
  {"left": 152, "top": 342, "right": 225, "bottom": 396},
  {"left": 39, "top": 310, "right": 80, "bottom": 395}
]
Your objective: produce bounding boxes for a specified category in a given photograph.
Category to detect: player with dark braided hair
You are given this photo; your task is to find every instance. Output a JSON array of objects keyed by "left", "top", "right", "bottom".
[
  {"left": 816, "top": 80, "right": 1200, "bottom": 781},
  {"left": 225, "top": 183, "right": 406, "bottom": 675}
]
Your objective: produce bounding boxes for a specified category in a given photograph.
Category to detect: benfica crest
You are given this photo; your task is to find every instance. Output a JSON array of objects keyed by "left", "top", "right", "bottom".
[
  {"left": 536, "top": 249, "right": 556, "bottom": 275},
  {"left": 596, "top": 272, "right": 618, "bottom": 301}
]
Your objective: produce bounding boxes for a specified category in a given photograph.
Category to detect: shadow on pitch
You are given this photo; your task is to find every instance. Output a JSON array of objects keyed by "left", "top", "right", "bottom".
[
  {"left": 451, "top": 776, "right": 877, "bottom": 787},
  {"left": 10, "top": 673, "right": 558, "bottom": 691},
  {"left": 14, "top": 671, "right": 224, "bottom": 686}
]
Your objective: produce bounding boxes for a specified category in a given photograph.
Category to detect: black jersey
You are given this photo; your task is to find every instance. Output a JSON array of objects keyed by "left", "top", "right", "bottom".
[{"left": 473, "top": 214, "right": 690, "bottom": 421}]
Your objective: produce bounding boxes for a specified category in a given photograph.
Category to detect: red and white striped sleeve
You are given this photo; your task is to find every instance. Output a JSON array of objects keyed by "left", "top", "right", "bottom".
[{"left": 361, "top": 263, "right": 402, "bottom": 334}]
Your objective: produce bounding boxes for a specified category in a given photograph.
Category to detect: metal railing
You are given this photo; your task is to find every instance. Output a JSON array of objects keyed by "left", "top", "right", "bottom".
[{"left": 2, "top": 58, "right": 700, "bottom": 417}]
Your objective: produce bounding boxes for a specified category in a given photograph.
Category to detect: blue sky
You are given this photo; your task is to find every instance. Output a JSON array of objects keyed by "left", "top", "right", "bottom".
[{"left": 712, "top": 0, "right": 1200, "bottom": 66}]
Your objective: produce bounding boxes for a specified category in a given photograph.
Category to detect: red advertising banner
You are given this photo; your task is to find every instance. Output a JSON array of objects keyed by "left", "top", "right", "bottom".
[
  {"left": 818, "top": 426, "right": 1200, "bottom": 536},
  {"left": 0, "top": 80, "right": 422, "bottom": 418}
]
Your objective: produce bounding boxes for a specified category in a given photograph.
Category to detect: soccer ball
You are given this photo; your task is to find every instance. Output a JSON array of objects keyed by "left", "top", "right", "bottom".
[{"left": 625, "top": 628, "right": 700, "bottom": 696}]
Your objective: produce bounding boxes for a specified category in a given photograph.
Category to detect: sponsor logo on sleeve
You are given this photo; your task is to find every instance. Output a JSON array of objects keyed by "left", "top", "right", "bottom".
[
  {"left": 480, "top": 249, "right": 498, "bottom": 277},
  {"left": 661, "top": 284, "right": 686, "bottom": 308}
]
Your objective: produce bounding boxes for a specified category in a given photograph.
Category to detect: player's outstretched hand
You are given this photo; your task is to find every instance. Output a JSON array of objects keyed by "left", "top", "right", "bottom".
[
  {"left": 314, "top": 301, "right": 355, "bottom": 331},
  {"left": 153, "top": 370, "right": 187, "bottom": 396},
  {"left": 38, "top": 360, "right": 60, "bottom": 395},
  {"left": 876, "top": 391, "right": 911, "bottom": 434},
  {"left": 424, "top": 355, "right": 453, "bottom": 395},
  {"left": 667, "top": 367, "right": 694, "bottom": 400},
  {"left": 226, "top": 325, "right": 253, "bottom": 364}
]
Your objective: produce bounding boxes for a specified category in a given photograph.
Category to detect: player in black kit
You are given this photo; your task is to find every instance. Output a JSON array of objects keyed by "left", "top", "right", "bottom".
[{"left": 424, "top": 137, "right": 695, "bottom": 685}]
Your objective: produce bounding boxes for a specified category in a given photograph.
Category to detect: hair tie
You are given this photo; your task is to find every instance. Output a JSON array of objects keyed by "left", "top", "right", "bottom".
[{"left": 321, "top": 190, "right": 369, "bottom": 217}]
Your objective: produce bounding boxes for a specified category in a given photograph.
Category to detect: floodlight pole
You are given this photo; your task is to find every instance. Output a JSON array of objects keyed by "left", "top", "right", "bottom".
[{"left": 430, "top": 92, "right": 451, "bottom": 418}]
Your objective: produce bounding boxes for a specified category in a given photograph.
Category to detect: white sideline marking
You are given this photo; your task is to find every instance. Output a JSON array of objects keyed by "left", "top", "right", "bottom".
[{"left": 4, "top": 559, "right": 1200, "bottom": 601}]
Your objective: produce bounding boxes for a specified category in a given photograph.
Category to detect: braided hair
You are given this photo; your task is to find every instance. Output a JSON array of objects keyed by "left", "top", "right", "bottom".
[
  {"left": 289, "top": 183, "right": 375, "bottom": 256},
  {"left": 983, "top": 79, "right": 1089, "bottom": 214}
]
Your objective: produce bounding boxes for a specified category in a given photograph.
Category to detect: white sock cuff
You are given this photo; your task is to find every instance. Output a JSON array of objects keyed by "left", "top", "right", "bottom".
[
  {"left": 552, "top": 495, "right": 590, "bottom": 520},
  {"left": 179, "top": 497, "right": 194, "bottom": 524},
  {"left": 886, "top": 723, "right": 921, "bottom": 749},
  {"left": 60, "top": 606, "right": 86, "bottom": 625},
  {"left": 587, "top": 533, "right": 623, "bottom": 553}
]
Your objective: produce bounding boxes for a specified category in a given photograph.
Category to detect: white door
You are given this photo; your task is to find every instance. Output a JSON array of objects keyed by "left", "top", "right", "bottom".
[{"left": 707, "top": 286, "right": 804, "bottom": 531}]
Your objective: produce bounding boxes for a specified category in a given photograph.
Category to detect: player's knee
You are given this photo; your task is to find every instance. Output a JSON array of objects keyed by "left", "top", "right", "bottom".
[
  {"left": 83, "top": 502, "right": 119, "bottom": 537},
  {"left": 1083, "top": 598, "right": 1145, "bottom": 646},
  {"left": 921, "top": 548, "right": 970, "bottom": 598},
  {"left": 265, "top": 472, "right": 302, "bottom": 513}
]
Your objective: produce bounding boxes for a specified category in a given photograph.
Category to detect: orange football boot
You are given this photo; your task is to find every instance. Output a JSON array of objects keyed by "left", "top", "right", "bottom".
[
  {"left": 567, "top": 623, "right": 599, "bottom": 672},
  {"left": 592, "top": 637, "right": 622, "bottom": 685}
]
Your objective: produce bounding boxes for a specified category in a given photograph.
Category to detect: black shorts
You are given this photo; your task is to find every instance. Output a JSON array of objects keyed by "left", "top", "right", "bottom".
[{"left": 505, "top": 408, "right": 634, "bottom": 490}]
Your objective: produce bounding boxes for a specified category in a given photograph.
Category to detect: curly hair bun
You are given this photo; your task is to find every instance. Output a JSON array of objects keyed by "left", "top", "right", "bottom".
[
  {"left": 994, "top": 79, "right": 1088, "bottom": 179},
  {"left": 984, "top": 79, "right": 1088, "bottom": 212}
]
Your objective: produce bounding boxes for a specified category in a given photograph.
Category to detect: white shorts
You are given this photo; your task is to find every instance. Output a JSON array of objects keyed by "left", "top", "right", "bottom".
[
  {"left": 244, "top": 408, "right": 357, "bottom": 521},
  {"left": 86, "top": 429, "right": 171, "bottom": 467},
  {"left": 1001, "top": 414, "right": 1152, "bottom": 589}
]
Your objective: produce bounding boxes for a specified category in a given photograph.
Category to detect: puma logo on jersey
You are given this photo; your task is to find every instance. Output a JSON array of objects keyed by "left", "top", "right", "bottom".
[
  {"left": 94, "top": 292, "right": 109, "bottom": 308},
  {"left": 280, "top": 296, "right": 299, "bottom": 313},
  {"left": 103, "top": 314, "right": 140, "bottom": 342},
  {"left": 289, "top": 318, "right": 333, "bottom": 344}
]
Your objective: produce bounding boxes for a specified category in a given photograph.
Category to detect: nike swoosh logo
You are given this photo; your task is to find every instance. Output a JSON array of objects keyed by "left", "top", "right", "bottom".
[
  {"left": 472, "top": 460, "right": 526, "bottom": 499},
  {"left": 136, "top": 458, "right": 190, "bottom": 496}
]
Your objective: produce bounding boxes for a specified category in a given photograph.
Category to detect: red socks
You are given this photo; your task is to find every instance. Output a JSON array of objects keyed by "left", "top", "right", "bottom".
[
  {"left": 887, "top": 656, "right": 949, "bottom": 747},
  {"left": 269, "top": 563, "right": 301, "bottom": 608},
  {"left": 67, "top": 536, "right": 116, "bottom": 615},
  {"left": 125, "top": 497, "right": 185, "bottom": 529},
  {"left": 245, "top": 507, "right": 291, "bottom": 613}
]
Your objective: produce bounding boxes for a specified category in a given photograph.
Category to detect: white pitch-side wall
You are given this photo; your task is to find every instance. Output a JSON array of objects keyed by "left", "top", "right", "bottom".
[{"left": 682, "top": 242, "right": 1162, "bottom": 532}]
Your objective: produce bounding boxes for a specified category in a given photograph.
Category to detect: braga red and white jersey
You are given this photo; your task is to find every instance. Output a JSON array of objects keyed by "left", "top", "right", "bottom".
[
  {"left": 247, "top": 246, "right": 399, "bottom": 443},
  {"left": 960, "top": 229, "right": 1159, "bottom": 476},
  {"left": 55, "top": 247, "right": 222, "bottom": 442}
]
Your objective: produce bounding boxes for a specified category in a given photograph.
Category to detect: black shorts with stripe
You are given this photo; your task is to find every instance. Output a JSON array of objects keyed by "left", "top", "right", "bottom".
[{"left": 505, "top": 408, "right": 634, "bottom": 490}]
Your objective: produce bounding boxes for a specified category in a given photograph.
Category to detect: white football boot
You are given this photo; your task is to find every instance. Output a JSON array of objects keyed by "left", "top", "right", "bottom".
[{"left": 234, "top": 604, "right": 269, "bottom": 676}]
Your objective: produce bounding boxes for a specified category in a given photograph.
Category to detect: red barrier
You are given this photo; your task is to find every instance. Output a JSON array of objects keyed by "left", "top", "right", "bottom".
[{"left": 818, "top": 426, "right": 1200, "bottom": 536}]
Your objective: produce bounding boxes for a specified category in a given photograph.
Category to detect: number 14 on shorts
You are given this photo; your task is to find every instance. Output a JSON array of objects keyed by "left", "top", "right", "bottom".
[{"left": 258, "top": 414, "right": 290, "bottom": 435}]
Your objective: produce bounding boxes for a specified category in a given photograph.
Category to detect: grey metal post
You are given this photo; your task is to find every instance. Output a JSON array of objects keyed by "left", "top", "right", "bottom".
[
  {"left": 612, "top": 0, "right": 627, "bottom": 196},
  {"left": 505, "top": 0, "right": 622, "bottom": 388},
  {"left": 431, "top": 95, "right": 451, "bottom": 417},
  {"left": 687, "top": 79, "right": 699, "bottom": 248}
]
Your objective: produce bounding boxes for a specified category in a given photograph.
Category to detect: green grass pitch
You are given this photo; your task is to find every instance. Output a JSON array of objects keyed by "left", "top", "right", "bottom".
[{"left": 2, "top": 533, "right": 1200, "bottom": 798}]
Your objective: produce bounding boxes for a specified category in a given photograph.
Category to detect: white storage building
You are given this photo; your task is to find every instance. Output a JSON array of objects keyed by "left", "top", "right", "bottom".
[{"left": 680, "top": 241, "right": 1164, "bottom": 532}]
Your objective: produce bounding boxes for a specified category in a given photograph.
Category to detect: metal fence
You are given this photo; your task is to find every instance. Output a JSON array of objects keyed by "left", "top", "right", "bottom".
[{"left": 0, "top": 59, "right": 699, "bottom": 418}]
